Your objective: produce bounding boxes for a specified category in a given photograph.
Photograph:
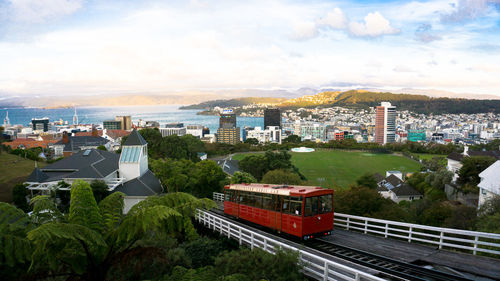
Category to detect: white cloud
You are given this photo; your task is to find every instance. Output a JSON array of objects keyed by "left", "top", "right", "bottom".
[
  {"left": 4, "top": 0, "right": 83, "bottom": 23},
  {"left": 316, "top": 8, "right": 348, "bottom": 29},
  {"left": 291, "top": 21, "right": 318, "bottom": 40},
  {"left": 348, "top": 12, "right": 400, "bottom": 37},
  {"left": 441, "top": 0, "right": 491, "bottom": 23}
]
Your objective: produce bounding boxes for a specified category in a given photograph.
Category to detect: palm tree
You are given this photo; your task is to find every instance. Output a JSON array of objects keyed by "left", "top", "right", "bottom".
[{"left": 1, "top": 180, "right": 215, "bottom": 280}]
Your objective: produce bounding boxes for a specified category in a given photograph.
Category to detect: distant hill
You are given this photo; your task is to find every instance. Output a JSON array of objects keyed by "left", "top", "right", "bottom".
[
  {"left": 182, "top": 90, "right": 500, "bottom": 114},
  {"left": 179, "top": 97, "right": 287, "bottom": 110}
]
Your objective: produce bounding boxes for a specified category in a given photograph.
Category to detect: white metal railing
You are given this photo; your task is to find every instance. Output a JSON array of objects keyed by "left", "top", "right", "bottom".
[
  {"left": 213, "top": 192, "right": 225, "bottom": 202},
  {"left": 213, "top": 192, "right": 500, "bottom": 257},
  {"left": 196, "top": 209, "right": 385, "bottom": 281},
  {"left": 335, "top": 213, "right": 500, "bottom": 256}
]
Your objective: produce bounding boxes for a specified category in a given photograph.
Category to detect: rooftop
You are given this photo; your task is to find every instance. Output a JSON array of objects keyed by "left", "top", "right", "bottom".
[{"left": 226, "top": 183, "right": 332, "bottom": 196}]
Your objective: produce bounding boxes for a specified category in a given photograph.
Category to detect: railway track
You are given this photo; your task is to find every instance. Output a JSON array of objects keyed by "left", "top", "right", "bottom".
[
  {"left": 305, "top": 239, "right": 472, "bottom": 281},
  {"left": 208, "top": 209, "right": 473, "bottom": 281}
]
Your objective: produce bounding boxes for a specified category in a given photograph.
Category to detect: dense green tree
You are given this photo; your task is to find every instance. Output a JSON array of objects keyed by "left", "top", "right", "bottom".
[
  {"left": 261, "top": 169, "right": 303, "bottom": 185},
  {"left": 282, "top": 134, "right": 301, "bottom": 144},
  {"left": 457, "top": 156, "right": 496, "bottom": 186},
  {"left": 90, "top": 180, "right": 111, "bottom": 204},
  {"left": 181, "top": 134, "right": 205, "bottom": 162},
  {"left": 214, "top": 248, "right": 303, "bottom": 281},
  {"left": 425, "top": 168, "right": 453, "bottom": 190},
  {"left": 421, "top": 157, "right": 447, "bottom": 172},
  {"left": 238, "top": 154, "right": 268, "bottom": 180},
  {"left": 356, "top": 173, "right": 378, "bottom": 189},
  {"left": 12, "top": 183, "right": 30, "bottom": 212},
  {"left": 477, "top": 196, "right": 500, "bottom": 234},
  {"left": 335, "top": 186, "right": 390, "bottom": 216},
  {"left": 151, "top": 158, "right": 198, "bottom": 193},
  {"left": 26, "top": 180, "right": 215, "bottom": 281},
  {"left": 244, "top": 138, "right": 259, "bottom": 145},
  {"left": 443, "top": 205, "right": 477, "bottom": 230},
  {"left": 194, "top": 160, "right": 227, "bottom": 198},
  {"left": 96, "top": 145, "right": 107, "bottom": 151},
  {"left": 230, "top": 171, "right": 257, "bottom": 184}
]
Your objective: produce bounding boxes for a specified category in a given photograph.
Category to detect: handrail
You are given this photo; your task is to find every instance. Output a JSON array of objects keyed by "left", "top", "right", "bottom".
[
  {"left": 196, "top": 209, "right": 385, "bottom": 281},
  {"left": 213, "top": 192, "right": 500, "bottom": 256},
  {"left": 334, "top": 213, "right": 500, "bottom": 256}
]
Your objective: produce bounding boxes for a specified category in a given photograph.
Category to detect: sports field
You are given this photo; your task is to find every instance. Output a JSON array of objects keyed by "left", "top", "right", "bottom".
[
  {"left": 232, "top": 150, "right": 422, "bottom": 189},
  {"left": 290, "top": 150, "right": 421, "bottom": 189}
]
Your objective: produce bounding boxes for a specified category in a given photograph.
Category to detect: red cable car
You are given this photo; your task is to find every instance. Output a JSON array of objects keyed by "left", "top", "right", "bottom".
[{"left": 223, "top": 183, "right": 334, "bottom": 240}]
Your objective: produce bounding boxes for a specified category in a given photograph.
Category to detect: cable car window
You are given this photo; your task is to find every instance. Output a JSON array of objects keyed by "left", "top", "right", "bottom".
[
  {"left": 254, "top": 193, "right": 263, "bottom": 209},
  {"left": 282, "top": 197, "right": 290, "bottom": 213},
  {"left": 225, "top": 190, "right": 231, "bottom": 201},
  {"left": 304, "top": 197, "right": 318, "bottom": 216},
  {"left": 319, "top": 194, "right": 333, "bottom": 213},
  {"left": 231, "top": 191, "right": 238, "bottom": 202},
  {"left": 283, "top": 196, "right": 302, "bottom": 216},
  {"left": 262, "top": 194, "right": 272, "bottom": 210},
  {"left": 240, "top": 191, "right": 248, "bottom": 205}
]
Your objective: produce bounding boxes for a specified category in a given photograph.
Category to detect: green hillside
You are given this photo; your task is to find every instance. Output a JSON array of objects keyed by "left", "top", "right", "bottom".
[
  {"left": 0, "top": 153, "right": 46, "bottom": 202},
  {"left": 181, "top": 90, "right": 500, "bottom": 114},
  {"left": 179, "top": 97, "right": 287, "bottom": 110}
]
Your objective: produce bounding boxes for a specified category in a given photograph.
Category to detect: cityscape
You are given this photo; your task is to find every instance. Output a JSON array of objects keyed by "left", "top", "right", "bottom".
[{"left": 1, "top": 0, "right": 500, "bottom": 281}]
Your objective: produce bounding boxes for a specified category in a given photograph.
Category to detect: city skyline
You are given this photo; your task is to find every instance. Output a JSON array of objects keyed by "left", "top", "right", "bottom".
[{"left": 0, "top": 0, "right": 499, "bottom": 97}]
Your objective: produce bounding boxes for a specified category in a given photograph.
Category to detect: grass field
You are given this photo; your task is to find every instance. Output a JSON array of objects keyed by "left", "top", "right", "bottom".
[
  {"left": 414, "top": 153, "right": 447, "bottom": 160},
  {"left": 0, "top": 153, "right": 46, "bottom": 203},
  {"left": 232, "top": 150, "right": 422, "bottom": 189}
]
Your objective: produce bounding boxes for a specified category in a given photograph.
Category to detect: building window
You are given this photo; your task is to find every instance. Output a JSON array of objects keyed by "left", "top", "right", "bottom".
[{"left": 481, "top": 188, "right": 487, "bottom": 195}]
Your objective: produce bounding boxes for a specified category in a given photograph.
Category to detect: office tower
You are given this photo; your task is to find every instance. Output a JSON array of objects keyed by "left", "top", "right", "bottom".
[
  {"left": 219, "top": 110, "right": 237, "bottom": 129},
  {"left": 116, "top": 116, "right": 132, "bottom": 131},
  {"left": 375, "top": 102, "right": 396, "bottom": 144},
  {"left": 264, "top": 108, "right": 281, "bottom": 129},
  {"left": 103, "top": 120, "right": 122, "bottom": 130}
]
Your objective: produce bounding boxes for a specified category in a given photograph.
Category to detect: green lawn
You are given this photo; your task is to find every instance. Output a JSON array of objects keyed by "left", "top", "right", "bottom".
[
  {"left": 291, "top": 151, "right": 422, "bottom": 189},
  {"left": 0, "top": 153, "right": 46, "bottom": 202},
  {"left": 231, "top": 150, "right": 422, "bottom": 190},
  {"left": 414, "top": 153, "right": 447, "bottom": 160}
]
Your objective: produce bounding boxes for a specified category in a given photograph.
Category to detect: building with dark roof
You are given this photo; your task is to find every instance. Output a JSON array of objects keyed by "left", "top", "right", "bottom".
[
  {"left": 447, "top": 146, "right": 500, "bottom": 182},
  {"left": 26, "top": 129, "right": 163, "bottom": 213},
  {"left": 52, "top": 130, "right": 110, "bottom": 157}
]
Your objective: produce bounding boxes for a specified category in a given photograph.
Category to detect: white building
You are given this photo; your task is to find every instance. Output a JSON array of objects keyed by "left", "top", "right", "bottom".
[
  {"left": 477, "top": 160, "right": 500, "bottom": 210},
  {"left": 246, "top": 126, "right": 282, "bottom": 144},
  {"left": 159, "top": 127, "right": 187, "bottom": 137},
  {"left": 186, "top": 125, "right": 204, "bottom": 138}
]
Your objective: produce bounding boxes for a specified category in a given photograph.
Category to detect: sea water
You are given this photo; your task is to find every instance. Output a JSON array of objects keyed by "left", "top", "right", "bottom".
[{"left": 0, "top": 105, "right": 264, "bottom": 134}]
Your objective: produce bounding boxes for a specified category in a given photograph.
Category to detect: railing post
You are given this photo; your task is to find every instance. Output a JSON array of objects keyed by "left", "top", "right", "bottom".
[
  {"left": 251, "top": 232, "right": 255, "bottom": 250},
  {"left": 384, "top": 223, "right": 388, "bottom": 238},
  {"left": 238, "top": 228, "right": 242, "bottom": 245},
  {"left": 439, "top": 231, "right": 444, "bottom": 249},
  {"left": 364, "top": 220, "right": 368, "bottom": 234},
  {"left": 323, "top": 261, "right": 329, "bottom": 281},
  {"left": 408, "top": 227, "right": 413, "bottom": 243},
  {"left": 346, "top": 217, "right": 350, "bottom": 230},
  {"left": 473, "top": 236, "right": 479, "bottom": 255},
  {"left": 264, "top": 239, "right": 267, "bottom": 251}
]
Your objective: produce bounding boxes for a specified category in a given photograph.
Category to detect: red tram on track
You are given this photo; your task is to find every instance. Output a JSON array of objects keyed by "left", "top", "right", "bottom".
[{"left": 223, "top": 183, "right": 334, "bottom": 240}]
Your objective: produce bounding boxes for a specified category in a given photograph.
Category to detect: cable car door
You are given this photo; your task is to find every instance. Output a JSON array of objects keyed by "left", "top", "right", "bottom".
[{"left": 274, "top": 195, "right": 282, "bottom": 232}]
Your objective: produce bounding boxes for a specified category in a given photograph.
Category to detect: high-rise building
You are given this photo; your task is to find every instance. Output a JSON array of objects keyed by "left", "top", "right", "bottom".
[
  {"left": 103, "top": 120, "right": 122, "bottom": 130},
  {"left": 219, "top": 110, "right": 237, "bottom": 129},
  {"left": 375, "top": 102, "right": 396, "bottom": 144},
  {"left": 217, "top": 128, "right": 240, "bottom": 145},
  {"left": 264, "top": 108, "right": 281, "bottom": 129},
  {"left": 116, "top": 116, "right": 132, "bottom": 131},
  {"left": 217, "top": 110, "right": 240, "bottom": 144},
  {"left": 32, "top": 118, "right": 50, "bottom": 132}
]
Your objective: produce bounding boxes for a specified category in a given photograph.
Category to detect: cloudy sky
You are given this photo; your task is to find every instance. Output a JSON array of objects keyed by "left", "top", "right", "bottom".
[{"left": 0, "top": 0, "right": 499, "bottom": 96}]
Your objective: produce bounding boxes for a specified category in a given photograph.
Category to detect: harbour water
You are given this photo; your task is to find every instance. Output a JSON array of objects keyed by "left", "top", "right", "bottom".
[{"left": 0, "top": 105, "right": 264, "bottom": 134}]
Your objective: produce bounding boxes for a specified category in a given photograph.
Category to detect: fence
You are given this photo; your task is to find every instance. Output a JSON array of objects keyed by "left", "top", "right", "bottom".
[
  {"left": 335, "top": 213, "right": 500, "bottom": 256},
  {"left": 196, "top": 209, "right": 385, "bottom": 281},
  {"left": 212, "top": 192, "right": 500, "bottom": 256}
]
